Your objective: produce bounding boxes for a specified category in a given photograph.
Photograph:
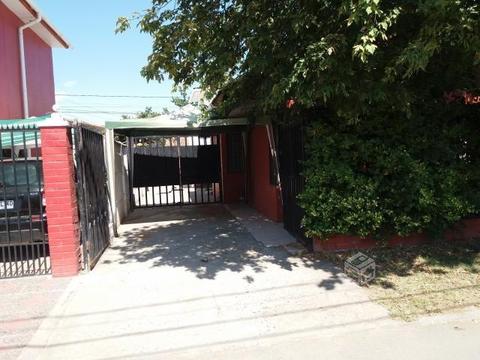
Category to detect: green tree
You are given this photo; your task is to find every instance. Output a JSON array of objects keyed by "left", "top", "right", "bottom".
[
  {"left": 118, "top": 1, "right": 480, "bottom": 239},
  {"left": 136, "top": 106, "right": 162, "bottom": 118},
  {"left": 121, "top": 106, "right": 167, "bottom": 120},
  {"left": 171, "top": 90, "right": 189, "bottom": 107},
  {"left": 117, "top": 1, "right": 479, "bottom": 116}
]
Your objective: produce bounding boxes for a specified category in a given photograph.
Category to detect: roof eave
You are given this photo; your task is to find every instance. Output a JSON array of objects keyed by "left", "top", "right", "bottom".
[{"left": 2, "top": 0, "right": 70, "bottom": 49}]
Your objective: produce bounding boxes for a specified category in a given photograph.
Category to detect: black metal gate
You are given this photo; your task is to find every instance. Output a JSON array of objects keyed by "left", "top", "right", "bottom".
[
  {"left": 74, "top": 126, "right": 110, "bottom": 270},
  {"left": 0, "top": 124, "right": 49, "bottom": 278},
  {"left": 130, "top": 135, "right": 222, "bottom": 207},
  {"left": 277, "top": 123, "right": 307, "bottom": 244}
]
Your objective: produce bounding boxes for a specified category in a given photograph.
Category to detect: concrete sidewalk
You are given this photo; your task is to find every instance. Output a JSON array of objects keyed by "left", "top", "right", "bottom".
[
  {"left": 169, "top": 308, "right": 480, "bottom": 360},
  {"left": 19, "top": 205, "right": 393, "bottom": 359},
  {"left": 0, "top": 276, "right": 71, "bottom": 360}
]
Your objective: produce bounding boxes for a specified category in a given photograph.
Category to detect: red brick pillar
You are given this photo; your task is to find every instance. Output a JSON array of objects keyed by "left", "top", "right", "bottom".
[{"left": 40, "top": 117, "right": 80, "bottom": 277}]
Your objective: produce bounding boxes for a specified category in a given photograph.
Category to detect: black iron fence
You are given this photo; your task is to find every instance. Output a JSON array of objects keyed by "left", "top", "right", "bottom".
[
  {"left": 0, "top": 124, "right": 49, "bottom": 278},
  {"left": 74, "top": 125, "right": 110, "bottom": 270},
  {"left": 130, "top": 135, "right": 222, "bottom": 207},
  {"left": 277, "top": 123, "right": 308, "bottom": 245}
]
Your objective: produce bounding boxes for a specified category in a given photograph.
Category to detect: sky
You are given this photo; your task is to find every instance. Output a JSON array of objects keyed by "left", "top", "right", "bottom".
[{"left": 35, "top": 0, "right": 177, "bottom": 122}]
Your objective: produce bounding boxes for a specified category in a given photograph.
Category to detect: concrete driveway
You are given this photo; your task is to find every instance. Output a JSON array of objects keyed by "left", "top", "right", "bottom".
[{"left": 20, "top": 205, "right": 392, "bottom": 360}]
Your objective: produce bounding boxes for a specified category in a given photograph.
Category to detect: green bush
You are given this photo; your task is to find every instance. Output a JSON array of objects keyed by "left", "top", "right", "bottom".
[{"left": 299, "top": 115, "right": 479, "bottom": 241}]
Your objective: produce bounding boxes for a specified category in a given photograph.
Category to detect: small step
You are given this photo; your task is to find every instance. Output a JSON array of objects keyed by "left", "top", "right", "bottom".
[
  {"left": 283, "top": 242, "right": 308, "bottom": 256},
  {"left": 225, "top": 203, "right": 298, "bottom": 248}
]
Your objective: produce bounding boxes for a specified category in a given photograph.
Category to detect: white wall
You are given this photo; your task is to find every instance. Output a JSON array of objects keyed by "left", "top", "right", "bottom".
[{"left": 114, "top": 141, "right": 130, "bottom": 224}]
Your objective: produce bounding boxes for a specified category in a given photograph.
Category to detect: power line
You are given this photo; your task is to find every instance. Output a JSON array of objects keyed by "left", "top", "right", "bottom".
[{"left": 56, "top": 93, "right": 173, "bottom": 99}]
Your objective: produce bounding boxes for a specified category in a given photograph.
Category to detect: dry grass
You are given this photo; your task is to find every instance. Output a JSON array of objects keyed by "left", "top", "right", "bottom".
[{"left": 316, "top": 240, "right": 480, "bottom": 321}]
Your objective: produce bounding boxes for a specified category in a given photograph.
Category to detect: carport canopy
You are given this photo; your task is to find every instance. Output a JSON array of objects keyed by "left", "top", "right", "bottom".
[
  {"left": 105, "top": 116, "right": 249, "bottom": 136},
  {"left": 104, "top": 112, "right": 249, "bottom": 235}
]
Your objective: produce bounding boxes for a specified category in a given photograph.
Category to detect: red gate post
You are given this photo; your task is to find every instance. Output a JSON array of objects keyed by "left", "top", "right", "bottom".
[{"left": 39, "top": 114, "right": 81, "bottom": 276}]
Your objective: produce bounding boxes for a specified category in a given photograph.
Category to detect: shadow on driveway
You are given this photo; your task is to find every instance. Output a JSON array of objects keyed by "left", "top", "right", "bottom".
[
  {"left": 104, "top": 204, "right": 342, "bottom": 285},
  {"left": 12, "top": 206, "right": 396, "bottom": 360}
]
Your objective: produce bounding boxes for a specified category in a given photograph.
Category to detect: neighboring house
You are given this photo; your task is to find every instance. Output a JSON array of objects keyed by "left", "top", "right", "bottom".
[{"left": 0, "top": 0, "right": 69, "bottom": 119}]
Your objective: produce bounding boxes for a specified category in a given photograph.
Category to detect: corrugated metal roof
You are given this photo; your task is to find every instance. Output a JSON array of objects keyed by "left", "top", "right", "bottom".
[
  {"left": 0, "top": 114, "right": 50, "bottom": 129},
  {"left": 0, "top": 130, "right": 39, "bottom": 148},
  {"left": 0, "top": 115, "right": 47, "bottom": 148}
]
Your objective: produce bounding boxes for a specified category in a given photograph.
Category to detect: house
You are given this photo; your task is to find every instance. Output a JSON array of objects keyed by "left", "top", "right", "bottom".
[
  {"left": 0, "top": 0, "right": 69, "bottom": 119},
  {"left": 0, "top": 0, "right": 69, "bottom": 279},
  {"left": 104, "top": 109, "right": 284, "bottom": 221}
]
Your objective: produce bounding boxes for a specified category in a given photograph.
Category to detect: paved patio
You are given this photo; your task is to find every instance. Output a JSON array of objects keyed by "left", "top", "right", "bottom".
[{"left": 19, "top": 204, "right": 393, "bottom": 359}]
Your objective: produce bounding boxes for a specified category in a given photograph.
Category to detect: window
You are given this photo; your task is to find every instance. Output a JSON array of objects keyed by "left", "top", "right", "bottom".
[
  {"left": 1, "top": 149, "right": 12, "bottom": 160},
  {"left": 227, "top": 133, "right": 244, "bottom": 173},
  {"left": 1, "top": 163, "right": 41, "bottom": 187}
]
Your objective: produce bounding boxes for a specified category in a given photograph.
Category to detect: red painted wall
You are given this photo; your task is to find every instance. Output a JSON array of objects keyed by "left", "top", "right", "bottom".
[
  {"left": 0, "top": 1, "right": 22, "bottom": 118},
  {"left": 314, "top": 218, "right": 480, "bottom": 252},
  {"left": 24, "top": 25, "right": 55, "bottom": 117},
  {"left": 0, "top": 2, "right": 55, "bottom": 119},
  {"left": 248, "top": 126, "right": 283, "bottom": 222},
  {"left": 220, "top": 133, "right": 245, "bottom": 203}
]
